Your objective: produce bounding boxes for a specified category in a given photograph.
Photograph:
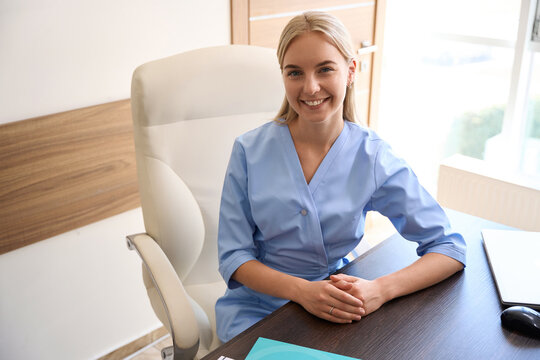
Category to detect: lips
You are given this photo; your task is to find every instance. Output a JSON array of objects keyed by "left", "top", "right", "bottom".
[
  {"left": 303, "top": 99, "right": 324, "bottom": 106},
  {"left": 301, "top": 97, "right": 329, "bottom": 108}
]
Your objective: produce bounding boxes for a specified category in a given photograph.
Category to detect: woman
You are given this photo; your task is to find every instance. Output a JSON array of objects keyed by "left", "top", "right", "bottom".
[{"left": 215, "top": 11, "right": 466, "bottom": 343}]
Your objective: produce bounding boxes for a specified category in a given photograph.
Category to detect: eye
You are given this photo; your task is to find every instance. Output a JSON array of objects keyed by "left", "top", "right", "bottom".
[
  {"left": 287, "top": 70, "right": 302, "bottom": 78},
  {"left": 319, "top": 67, "right": 334, "bottom": 73}
]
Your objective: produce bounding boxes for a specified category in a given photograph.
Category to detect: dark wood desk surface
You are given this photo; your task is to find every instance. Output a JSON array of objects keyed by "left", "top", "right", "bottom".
[{"left": 203, "top": 210, "right": 540, "bottom": 359}]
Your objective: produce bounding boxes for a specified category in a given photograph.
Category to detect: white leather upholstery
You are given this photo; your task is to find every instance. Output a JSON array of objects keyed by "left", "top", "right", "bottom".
[
  {"left": 135, "top": 234, "right": 199, "bottom": 348},
  {"left": 130, "top": 45, "right": 284, "bottom": 358}
]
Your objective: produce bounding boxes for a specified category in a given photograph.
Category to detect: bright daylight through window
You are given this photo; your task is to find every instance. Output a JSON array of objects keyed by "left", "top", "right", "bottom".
[{"left": 378, "top": 0, "right": 540, "bottom": 193}]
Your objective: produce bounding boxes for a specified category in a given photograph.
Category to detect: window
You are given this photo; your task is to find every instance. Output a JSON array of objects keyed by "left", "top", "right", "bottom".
[{"left": 378, "top": 0, "right": 540, "bottom": 193}]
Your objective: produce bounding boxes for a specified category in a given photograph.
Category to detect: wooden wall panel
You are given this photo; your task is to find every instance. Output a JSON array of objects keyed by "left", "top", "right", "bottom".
[
  {"left": 357, "top": 88, "right": 371, "bottom": 125},
  {"left": 231, "top": 0, "right": 249, "bottom": 44},
  {"left": 248, "top": 16, "right": 291, "bottom": 49},
  {"left": 0, "top": 99, "right": 139, "bottom": 254},
  {"left": 249, "top": 6, "right": 375, "bottom": 50},
  {"left": 368, "top": 0, "right": 386, "bottom": 129},
  {"left": 356, "top": 50, "right": 375, "bottom": 124},
  {"left": 356, "top": 54, "right": 373, "bottom": 93}
]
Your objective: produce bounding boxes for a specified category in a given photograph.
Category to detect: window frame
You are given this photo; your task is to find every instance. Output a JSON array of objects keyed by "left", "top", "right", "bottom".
[
  {"left": 533, "top": 0, "right": 540, "bottom": 42},
  {"left": 499, "top": 0, "right": 539, "bottom": 174}
]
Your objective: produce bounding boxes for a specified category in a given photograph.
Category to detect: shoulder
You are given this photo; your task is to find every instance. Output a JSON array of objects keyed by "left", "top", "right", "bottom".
[
  {"left": 235, "top": 121, "right": 284, "bottom": 152},
  {"left": 344, "top": 121, "right": 387, "bottom": 155},
  {"left": 344, "top": 122, "right": 408, "bottom": 180}
]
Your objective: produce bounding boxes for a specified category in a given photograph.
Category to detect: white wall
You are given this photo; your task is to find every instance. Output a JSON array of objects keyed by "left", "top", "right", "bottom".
[
  {"left": 0, "top": 1, "right": 230, "bottom": 358},
  {"left": 0, "top": 209, "right": 153, "bottom": 358},
  {"left": 0, "top": 0, "right": 230, "bottom": 124}
]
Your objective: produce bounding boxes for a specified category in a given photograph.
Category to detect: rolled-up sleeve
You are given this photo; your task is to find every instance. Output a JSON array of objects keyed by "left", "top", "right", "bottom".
[
  {"left": 369, "top": 141, "right": 466, "bottom": 266},
  {"left": 218, "top": 140, "right": 258, "bottom": 288}
]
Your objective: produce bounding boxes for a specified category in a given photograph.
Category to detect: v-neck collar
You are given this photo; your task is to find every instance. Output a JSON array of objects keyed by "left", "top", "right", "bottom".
[{"left": 279, "top": 121, "right": 350, "bottom": 195}]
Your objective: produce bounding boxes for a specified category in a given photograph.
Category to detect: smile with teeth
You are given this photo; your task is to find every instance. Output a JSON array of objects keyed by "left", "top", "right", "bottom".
[{"left": 302, "top": 98, "right": 328, "bottom": 106}]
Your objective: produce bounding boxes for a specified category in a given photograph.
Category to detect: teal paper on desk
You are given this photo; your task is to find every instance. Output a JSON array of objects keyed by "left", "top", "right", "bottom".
[{"left": 245, "top": 337, "right": 360, "bottom": 360}]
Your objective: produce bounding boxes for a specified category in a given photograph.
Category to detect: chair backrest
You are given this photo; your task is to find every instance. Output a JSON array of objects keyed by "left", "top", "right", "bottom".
[{"left": 131, "top": 45, "right": 284, "bottom": 286}]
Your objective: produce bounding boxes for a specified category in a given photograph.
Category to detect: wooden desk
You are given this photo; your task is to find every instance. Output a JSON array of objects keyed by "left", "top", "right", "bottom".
[{"left": 202, "top": 210, "right": 540, "bottom": 359}]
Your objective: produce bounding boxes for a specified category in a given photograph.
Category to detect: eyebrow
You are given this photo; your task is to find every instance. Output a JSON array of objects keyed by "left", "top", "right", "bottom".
[{"left": 283, "top": 60, "right": 337, "bottom": 70}]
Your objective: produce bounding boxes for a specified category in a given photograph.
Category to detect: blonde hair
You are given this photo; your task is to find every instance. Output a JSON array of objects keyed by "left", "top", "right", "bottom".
[{"left": 274, "top": 11, "right": 358, "bottom": 124}]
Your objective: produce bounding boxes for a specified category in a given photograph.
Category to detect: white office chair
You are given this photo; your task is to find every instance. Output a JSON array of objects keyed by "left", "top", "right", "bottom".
[{"left": 127, "top": 45, "right": 284, "bottom": 359}]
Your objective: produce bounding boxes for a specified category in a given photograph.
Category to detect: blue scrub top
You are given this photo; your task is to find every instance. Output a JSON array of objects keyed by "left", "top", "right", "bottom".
[{"left": 215, "top": 120, "right": 466, "bottom": 342}]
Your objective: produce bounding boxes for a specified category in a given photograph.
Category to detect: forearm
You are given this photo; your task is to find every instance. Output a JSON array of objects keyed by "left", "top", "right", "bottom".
[
  {"left": 232, "top": 260, "right": 307, "bottom": 302},
  {"left": 375, "top": 252, "right": 464, "bottom": 303}
]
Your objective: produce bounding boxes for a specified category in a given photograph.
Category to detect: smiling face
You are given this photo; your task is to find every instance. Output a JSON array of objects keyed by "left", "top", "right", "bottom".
[{"left": 282, "top": 31, "right": 355, "bottom": 126}]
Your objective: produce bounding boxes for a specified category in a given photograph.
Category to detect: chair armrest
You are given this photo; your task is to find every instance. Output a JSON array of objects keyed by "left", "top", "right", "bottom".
[{"left": 127, "top": 233, "right": 199, "bottom": 359}]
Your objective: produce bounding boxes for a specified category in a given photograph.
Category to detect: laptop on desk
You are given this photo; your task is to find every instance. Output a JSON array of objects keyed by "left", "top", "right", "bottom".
[{"left": 481, "top": 229, "right": 540, "bottom": 310}]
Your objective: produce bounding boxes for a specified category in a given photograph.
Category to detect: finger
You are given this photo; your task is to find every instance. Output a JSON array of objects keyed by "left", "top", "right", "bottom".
[
  {"left": 336, "top": 301, "right": 366, "bottom": 316},
  {"left": 328, "top": 306, "right": 363, "bottom": 321},
  {"left": 331, "top": 279, "right": 353, "bottom": 291},
  {"left": 327, "top": 293, "right": 366, "bottom": 317},
  {"left": 327, "top": 284, "right": 364, "bottom": 307},
  {"left": 330, "top": 274, "right": 358, "bottom": 283},
  {"left": 328, "top": 282, "right": 364, "bottom": 306},
  {"left": 318, "top": 306, "right": 354, "bottom": 324},
  {"left": 322, "top": 303, "right": 362, "bottom": 322}
]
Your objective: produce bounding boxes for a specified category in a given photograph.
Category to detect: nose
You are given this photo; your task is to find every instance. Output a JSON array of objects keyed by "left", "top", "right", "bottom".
[{"left": 303, "top": 74, "right": 320, "bottom": 95}]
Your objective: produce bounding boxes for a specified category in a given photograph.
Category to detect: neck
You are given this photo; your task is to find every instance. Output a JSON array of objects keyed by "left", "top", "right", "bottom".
[{"left": 289, "top": 116, "right": 344, "bottom": 149}]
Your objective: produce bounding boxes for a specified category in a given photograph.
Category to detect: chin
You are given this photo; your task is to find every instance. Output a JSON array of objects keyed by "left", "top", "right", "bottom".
[
  {"left": 298, "top": 111, "right": 341, "bottom": 125},
  {"left": 304, "top": 116, "right": 332, "bottom": 124}
]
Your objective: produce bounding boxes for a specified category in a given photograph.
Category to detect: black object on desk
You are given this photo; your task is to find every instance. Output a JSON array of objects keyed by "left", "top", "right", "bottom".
[
  {"left": 203, "top": 210, "right": 540, "bottom": 360},
  {"left": 501, "top": 306, "right": 540, "bottom": 338}
]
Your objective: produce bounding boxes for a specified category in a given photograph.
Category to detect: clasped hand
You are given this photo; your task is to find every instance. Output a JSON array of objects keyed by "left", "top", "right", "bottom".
[{"left": 296, "top": 274, "right": 385, "bottom": 323}]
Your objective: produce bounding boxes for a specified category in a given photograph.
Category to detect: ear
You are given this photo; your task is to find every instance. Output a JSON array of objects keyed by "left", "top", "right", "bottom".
[{"left": 348, "top": 59, "right": 357, "bottom": 83}]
